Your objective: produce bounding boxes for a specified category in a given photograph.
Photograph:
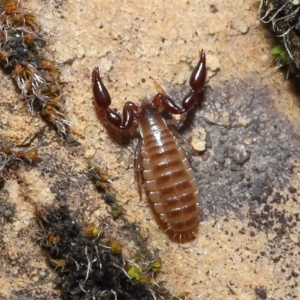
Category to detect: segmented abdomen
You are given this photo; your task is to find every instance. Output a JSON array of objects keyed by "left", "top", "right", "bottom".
[{"left": 141, "top": 126, "right": 200, "bottom": 238}]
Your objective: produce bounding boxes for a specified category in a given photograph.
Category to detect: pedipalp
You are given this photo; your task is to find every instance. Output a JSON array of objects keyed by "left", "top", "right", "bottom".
[
  {"left": 152, "top": 50, "right": 206, "bottom": 114},
  {"left": 92, "top": 67, "right": 139, "bottom": 131}
]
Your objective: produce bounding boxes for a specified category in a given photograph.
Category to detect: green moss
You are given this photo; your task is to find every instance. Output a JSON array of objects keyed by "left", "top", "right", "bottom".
[
  {"left": 35, "top": 205, "right": 174, "bottom": 299},
  {"left": 271, "top": 44, "right": 288, "bottom": 67},
  {"left": 259, "top": 0, "right": 300, "bottom": 78}
]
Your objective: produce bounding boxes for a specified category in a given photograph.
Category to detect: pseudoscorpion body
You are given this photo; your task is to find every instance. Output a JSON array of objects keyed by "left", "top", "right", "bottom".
[{"left": 92, "top": 50, "right": 206, "bottom": 242}]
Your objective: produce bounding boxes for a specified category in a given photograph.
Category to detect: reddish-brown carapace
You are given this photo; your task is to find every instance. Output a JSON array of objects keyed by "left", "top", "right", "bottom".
[{"left": 92, "top": 50, "right": 206, "bottom": 242}]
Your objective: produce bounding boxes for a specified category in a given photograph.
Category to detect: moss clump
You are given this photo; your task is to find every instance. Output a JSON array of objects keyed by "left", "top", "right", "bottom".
[
  {"left": 35, "top": 205, "right": 173, "bottom": 300},
  {"left": 0, "top": 147, "right": 39, "bottom": 182},
  {"left": 0, "top": 0, "right": 70, "bottom": 134},
  {"left": 259, "top": 0, "right": 300, "bottom": 79}
]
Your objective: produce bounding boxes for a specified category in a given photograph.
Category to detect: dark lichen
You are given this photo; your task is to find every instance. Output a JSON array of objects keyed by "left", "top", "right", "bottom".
[
  {"left": 0, "top": 195, "right": 16, "bottom": 223},
  {"left": 35, "top": 205, "right": 173, "bottom": 300},
  {"left": 255, "top": 287, "right": 267, "bottom": 299},
  {"left": 189, "top": 79, "right": 299, "bottom": 219}
]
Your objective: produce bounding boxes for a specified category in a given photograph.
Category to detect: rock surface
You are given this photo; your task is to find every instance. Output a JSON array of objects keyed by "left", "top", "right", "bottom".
[{"left": 1, "top": 0, "right": 300, "bottom": 299}]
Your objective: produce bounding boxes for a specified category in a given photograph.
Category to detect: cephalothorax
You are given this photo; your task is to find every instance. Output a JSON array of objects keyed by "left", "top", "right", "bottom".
[{"left": 92, "top": 50, "right": 206, "bottom": 242}]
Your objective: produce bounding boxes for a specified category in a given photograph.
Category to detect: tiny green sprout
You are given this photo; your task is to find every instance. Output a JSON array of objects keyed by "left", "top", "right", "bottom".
[
  {"left": 84, "top": 223, "right": 101, "bottom": 238},
  {"left": 24, "top": 147, "right": 38, "bottom": 162},
  {"left": 148, "top": 257, "right": 161, "bottom": 272},
  {"left": 47, "top": 258, "right": 66, "bottom": 270},
  {"left": 138, "top": 274, "right": 151, "bottom": 284},
  {"left": 0, "top": 147, "right": 12, "bottom": 155},
  {"left": 111, "top": 205, "right": 123, "bottom": 220},
  {"left": 110, "top": 240, "right": 122, "bottom": 254},
  {"left": 271, "top": 44, "right": 288, "bottom": 67},
  {"left": 125, "top": 263, "right": 142, "bottom": 280},
  {"left": 47, "top": 234, "right": 60, "bottom": 246}
]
